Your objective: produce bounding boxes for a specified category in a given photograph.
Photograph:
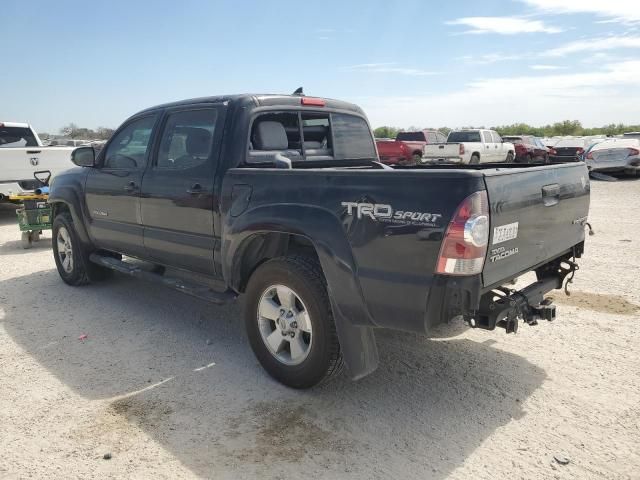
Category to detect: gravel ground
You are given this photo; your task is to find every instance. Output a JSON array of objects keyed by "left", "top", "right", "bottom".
[{"left": 0, "top": 179, "right": 639, "bottom": 480}]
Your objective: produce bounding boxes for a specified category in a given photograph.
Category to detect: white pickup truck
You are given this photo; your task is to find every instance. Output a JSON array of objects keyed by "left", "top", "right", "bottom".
[
  {"left": 0, "top": 122, "right": 75, "bottom": 200},
  {"left": 422, "top": 129, "right": 515, "bottom": 164}
]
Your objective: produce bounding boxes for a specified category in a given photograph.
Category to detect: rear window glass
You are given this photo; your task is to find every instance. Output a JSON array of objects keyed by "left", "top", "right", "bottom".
[
  {"left": 0, "top": 127, "right": 39, "bottom": 147},
  {"left": 502, "top": 136, "right": 524, "bottom": 144},
  {"left": 332, "top": 114, "right": 376, "bottom": 160},
  {"left": 396, "top": 132, "right": 425, "bottom": 141},
  {"left": 555, "top": 139, "right": 586, "bottom": 148},
  {"left": 448, "top": 131, "right": 481, "bottom": 142},
  {"left": 248, "top": 111, "right": 374, "bottom": 163}
]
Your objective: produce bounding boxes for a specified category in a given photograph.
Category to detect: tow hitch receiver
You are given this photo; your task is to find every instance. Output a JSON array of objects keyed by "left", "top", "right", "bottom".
[{"left": 470, "top": 276, "right": 561, "bottom": 334}]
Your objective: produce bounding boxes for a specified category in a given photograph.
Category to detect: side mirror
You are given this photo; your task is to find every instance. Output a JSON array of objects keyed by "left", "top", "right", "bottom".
[{"left": 71, "top": 146, "right": 95, "bottom": 167}]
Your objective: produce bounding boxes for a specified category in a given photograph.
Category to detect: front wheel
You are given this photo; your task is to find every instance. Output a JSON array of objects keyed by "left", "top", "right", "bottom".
[
  {"left": 244, "top": 255, "right": 343, "bottom": 388},
  {"left": 52, "top": 212, "right": 111, "bottom": 285},
  {"left": 506, "top": 152, "right": 514, "bottom": 162}
]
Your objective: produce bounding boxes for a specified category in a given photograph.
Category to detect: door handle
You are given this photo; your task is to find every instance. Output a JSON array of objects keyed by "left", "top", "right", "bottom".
[
  {"left": 542, "top": 184, "right": 560, "bottom": 207},
  {"left": 26, "top": 150, "right": 42, "bottom": 154},
  {"left": 124, "top": 181, "right": 138, "bottom": 192},
  {"left": 186, "top": 183, "right": 209, "bottom": 195}
]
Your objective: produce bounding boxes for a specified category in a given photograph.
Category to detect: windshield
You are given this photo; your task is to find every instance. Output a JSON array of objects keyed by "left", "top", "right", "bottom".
[
  {"left": 448, "top": 131, "right": 481, "bottom": 142},
  {"left": 0, "top": 126, "right": 39, "bottom": 147}
]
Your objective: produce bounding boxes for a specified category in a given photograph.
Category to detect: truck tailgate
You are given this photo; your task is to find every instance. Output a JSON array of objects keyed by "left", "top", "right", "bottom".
[
  {"left": 423, "top": 143, "right": 459, "bottom": 159},
  {"left": 0, "top": 147, "right": 74, "bottom": 182},
  {"left": 482, "top": 163, "right": 590, "bottom": 287}
]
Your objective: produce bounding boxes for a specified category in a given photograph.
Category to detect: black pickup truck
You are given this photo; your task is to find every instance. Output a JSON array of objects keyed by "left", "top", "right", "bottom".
[{"left": 48, "top": 93, "right": 590, "bottom": 388}]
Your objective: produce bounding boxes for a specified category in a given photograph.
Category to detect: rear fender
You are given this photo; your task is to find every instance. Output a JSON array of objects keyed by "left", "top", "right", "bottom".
[{"left": 224, "top": 204, "right": 379, "bottom": 380}]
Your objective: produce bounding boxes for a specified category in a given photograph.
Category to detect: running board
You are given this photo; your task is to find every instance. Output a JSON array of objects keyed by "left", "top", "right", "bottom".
[{"left": 89, "top": 253, "right": 237, "bottom": 305}]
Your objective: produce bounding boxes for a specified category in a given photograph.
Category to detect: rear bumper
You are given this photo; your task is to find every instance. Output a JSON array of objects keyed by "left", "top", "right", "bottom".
[
  {"left": 421, "top": 156, "right": 465, "bottom": 165},
  {"left": 0, "top": 181, "right": 33, "bottom": 200},
  {"left": 587, "top": 157, "right": 640, "bottom": 174},
  {"left": 424, "top": 247, "right": 581, "bottom": 333}
]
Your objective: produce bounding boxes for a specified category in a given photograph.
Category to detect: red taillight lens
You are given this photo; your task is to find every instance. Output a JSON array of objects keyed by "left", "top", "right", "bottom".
[
  {"left": 301, "top": 97, "right": 325, "bottom": 107},
  {"left": 459, "top": 144, "right": 465, "bottom": 155},
  {"left": 586, "top": 151, "right": 594, "bottom": 160},
  {"left": 549, "top": 148, "right": 556, "bottom": 155},
  {"left": 575, "top": 147, "right": 584, "bottom": 155},
  {"left": 628, "top": 148, "right": 640, "bottom": 156},
  {"left": 436, "top": 191, "right": 489, "bottom": 276}
]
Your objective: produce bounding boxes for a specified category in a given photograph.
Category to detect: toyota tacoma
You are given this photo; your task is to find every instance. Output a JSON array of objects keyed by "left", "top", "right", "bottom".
[{"left": 48, "top": 93, "right": 590, "bottom": 388}]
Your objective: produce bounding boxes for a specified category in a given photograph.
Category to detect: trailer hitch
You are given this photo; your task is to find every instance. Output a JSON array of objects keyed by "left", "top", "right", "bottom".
[{"left": 468, "top": 276, "right": 561, "bottom": 334}]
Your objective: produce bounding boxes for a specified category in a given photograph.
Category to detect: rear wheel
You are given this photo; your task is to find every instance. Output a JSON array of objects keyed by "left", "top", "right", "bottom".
[
  {"left": 411, "top": 153, "right": 422, "bottom": 164},
  {"left": 506, "top": 152, "right": 515, "bottom": 162},
  {"left": 244, "top": 255, "right": 343, "bottom": 388},
  {"left": 470, "top": 154, "right": 480, "bottom": 164}
]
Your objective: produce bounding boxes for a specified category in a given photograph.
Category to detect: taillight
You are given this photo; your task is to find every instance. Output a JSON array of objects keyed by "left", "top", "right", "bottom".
[
  {"left": 459, "top": 144, "right": 465, "bottom": 155},
  {"left": 628, "top": 148, "right": 640, "bottom": 156},
  {"left": 436, "top": 191, "right": 489, "bottom": 276},
  {"left": 549, "top": 148, "right": 557, "bottom": 155},
  {"left": 586, "top": 151, "right": 594, "bottom": 160},
  {"left": 575, "top": 147, "right": 584, "bottom": 155}
]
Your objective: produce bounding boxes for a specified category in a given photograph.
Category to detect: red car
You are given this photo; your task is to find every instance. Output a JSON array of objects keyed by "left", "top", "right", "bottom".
[
  {"left": 376, "top": 130, "right": 447, "bottom": 165},
  {"left": 501, "top": 135, "right": 551, "bottom": 163}
]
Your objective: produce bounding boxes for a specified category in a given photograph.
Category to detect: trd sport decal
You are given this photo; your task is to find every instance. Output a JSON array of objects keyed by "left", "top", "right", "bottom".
[{"left": 341, "top": 201, "right": 442, "bottom": 226}]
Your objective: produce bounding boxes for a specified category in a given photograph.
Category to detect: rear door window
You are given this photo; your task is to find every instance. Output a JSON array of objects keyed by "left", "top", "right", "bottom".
[
  {"left": 0, "top": 127, "right": 38, "bottom": 147},
  {"left": 482, "top": 131, "right": 493, "bottom": 143},
  {"left": 156, "top": 109, "right": 218, "bottom": 171}
]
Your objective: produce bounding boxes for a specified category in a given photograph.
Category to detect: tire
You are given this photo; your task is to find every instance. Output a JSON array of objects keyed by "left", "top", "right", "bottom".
[
  {"left": 525, "top": 154, "right": 532, "bottom": 163},
  {"left": 506, "top": 152, "right": 515, "bottom": 162},
  {"left": 244, "top": 255, "right": 344, "bottom": 389},
  {"left": 544, "top": 153, "right": 550, "bottom": 164},
  {"left": 411, "top": 153, "right": 422, "bottom": 164},
  {"left": 52, "top": 212, "right": 111, "bottom": 286},
  {"left": 470, "top": 154, "right": 480, "bottom": 164},
  {"left": 32, "top": 231, "right": 41, "bottom": 243}
]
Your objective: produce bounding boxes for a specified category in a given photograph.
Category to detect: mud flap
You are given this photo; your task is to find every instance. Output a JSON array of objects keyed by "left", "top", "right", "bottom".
[{"left": 330, "top": 297, "right": 379, "bottom": 380}]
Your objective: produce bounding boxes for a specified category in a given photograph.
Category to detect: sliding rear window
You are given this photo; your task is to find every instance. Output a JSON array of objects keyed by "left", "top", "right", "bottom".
[{"left": 247, "top": 111, "right": 375, "bottom": 163}]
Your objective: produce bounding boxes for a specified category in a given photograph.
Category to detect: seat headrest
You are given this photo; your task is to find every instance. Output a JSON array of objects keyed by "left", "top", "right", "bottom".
[
  {"left": 254, "top": 121, "right": 289, "bottom": 150},
  {"left": 185, "top": 128, "right": 212, "bottom": 156}
]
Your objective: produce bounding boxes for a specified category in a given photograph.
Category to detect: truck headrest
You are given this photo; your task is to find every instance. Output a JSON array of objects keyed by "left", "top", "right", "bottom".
[{"left": 253, "top": 121, "right": 289, "bottom": 150}]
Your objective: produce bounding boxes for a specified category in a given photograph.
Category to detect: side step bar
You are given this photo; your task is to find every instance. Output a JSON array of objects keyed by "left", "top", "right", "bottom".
[{"left": 89, "top": 253, "right": 237, "bottom": 305}]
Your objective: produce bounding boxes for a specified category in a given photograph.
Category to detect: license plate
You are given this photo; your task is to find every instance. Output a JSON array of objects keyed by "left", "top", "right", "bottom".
[{"left": 493, "top": 222, "right": 519, "bottom": 245}]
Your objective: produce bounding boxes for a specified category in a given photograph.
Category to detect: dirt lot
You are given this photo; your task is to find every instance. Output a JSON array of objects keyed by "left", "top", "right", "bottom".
[{"left": 0, "top": 179, "right": 639, "bottom": 480}]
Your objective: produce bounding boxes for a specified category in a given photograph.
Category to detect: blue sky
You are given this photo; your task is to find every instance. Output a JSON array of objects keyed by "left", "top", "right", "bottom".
[{"left": 3, "top": 0, "right": 640, "bottom": 132}]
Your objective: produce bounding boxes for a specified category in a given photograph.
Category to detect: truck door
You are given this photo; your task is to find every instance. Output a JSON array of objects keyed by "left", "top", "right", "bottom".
[
  {"left": 84, "top": 114, "right": 158, "bottom": 257},
  {"left": 481, "top": 130, "right": 495, "bottom": 162},
  {"left": 492, "top": 131, "right": 506, "bottom": 161},
  {"left": 140, "top": 106, "right": 224, "bottom": 275}
]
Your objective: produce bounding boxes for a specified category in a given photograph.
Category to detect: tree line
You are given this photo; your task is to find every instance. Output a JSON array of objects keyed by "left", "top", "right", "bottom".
[
  {"left": 38, "top": 123, "right": 115, "bottom": 141},
  {"left": 374, "top": 120, "right": 640, "bottom": 139}
]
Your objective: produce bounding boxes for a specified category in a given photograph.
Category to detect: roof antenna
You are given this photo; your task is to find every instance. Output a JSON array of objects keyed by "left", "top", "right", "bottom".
[{"left": 292, "top": 87, "right": 304, "bottom": 96}]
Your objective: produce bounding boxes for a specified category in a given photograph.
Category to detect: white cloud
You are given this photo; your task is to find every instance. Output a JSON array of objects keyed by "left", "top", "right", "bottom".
[
  {"left": 352, "top": 61, "right": 640, "bottom": 128},
  {"left": 521, "top": 0, "right": 640, "bottom": 24},
  {"left": 545, "top": 36, "right": 640, "bottom": 56},
  {"left": 344, "top": 63, "right": 439, "bottom": 76},
  {"left": 459, "top": 53, "right": 520, "bottom": 64},
  {"left": 530, "top": 64, "right": 566, "bottom": 70},
  {"left": 446, "top": 16, "right": 562, "bottom": 34}
]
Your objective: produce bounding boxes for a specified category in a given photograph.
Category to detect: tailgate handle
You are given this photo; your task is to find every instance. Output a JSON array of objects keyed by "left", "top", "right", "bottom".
[{"left": 542, "top": 184, "right": 560, "bottom": 207}]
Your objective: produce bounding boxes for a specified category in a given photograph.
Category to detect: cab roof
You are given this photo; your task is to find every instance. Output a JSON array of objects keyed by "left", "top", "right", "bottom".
[{"left": 136, "top": 94, "right": 364, "bottom": 116}]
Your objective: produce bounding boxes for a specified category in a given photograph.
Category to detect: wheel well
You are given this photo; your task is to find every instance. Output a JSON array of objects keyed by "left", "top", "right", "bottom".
[
  {"left": 235, "top": 233, "right": 320, "bottom": 293},
  {"left": 472, "top": 152, "right": 480, "bottom": 158},
  {"left": 412, "top": 150, "right": 422, "bottom": 156},
  {"left": 52, "top": 202, "right": 70, "bottom": 218}
]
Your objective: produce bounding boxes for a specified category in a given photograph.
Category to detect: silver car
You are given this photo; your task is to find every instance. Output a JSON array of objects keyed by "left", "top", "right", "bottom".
[{"left": 585, "top": 138, "right": 640, "bottom": 175}]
